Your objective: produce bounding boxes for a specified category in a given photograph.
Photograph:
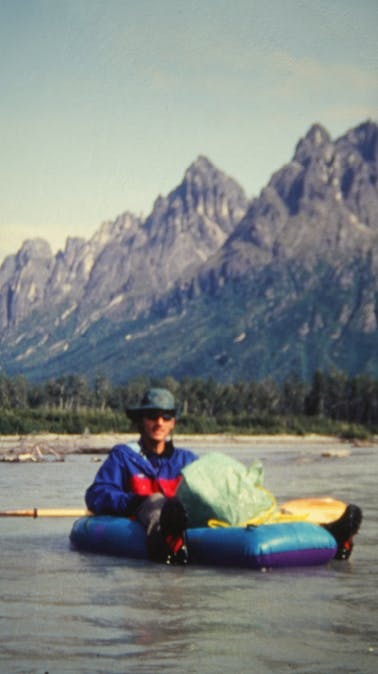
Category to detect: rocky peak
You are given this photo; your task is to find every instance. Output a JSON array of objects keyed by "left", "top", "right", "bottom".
[
  {"left": 329, "top": 120, "right": 378, "bottom": 232},
  {"left": 184, "top": 155, "right": 216, "bottom": 178},
  {"left": 0, "top": 238, "right": 54, "bottom": 329},
  {"left": 15, "top": 238, "right": 53, "bottom": 268},
  {"left": 71, "top": 157, "right": 248, "bottom": 322},
  {"left": 140, "top": 156, "right": 247, "bottom": 272},
  {"left": 147, "top": 155, "right": 247, "bottom": 238},
  {"left": 268, "top": 123, "right": 350, "bottom": 216},
  {"left": 293, "top": 124, "right": 332, "bottom": 164},
  {"left": 341, "top": 120, "right": 378, "bottom": 162},
  {"left": 92, "top": 211, "right": 140, "bottom": 246},
  {"left": 58, "top": 237, "right": 86, "bottom": 263},
  {"left": 203, "top": 121, "right": 378, "bottom": 285},
  {"left": 183, "top": 154, "right": 247, "bottom": 210}
]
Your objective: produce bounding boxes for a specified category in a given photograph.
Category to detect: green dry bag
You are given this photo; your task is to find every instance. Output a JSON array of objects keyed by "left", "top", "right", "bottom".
[{"left": 177, "top": 452, "right": 275, "bottom": 527}]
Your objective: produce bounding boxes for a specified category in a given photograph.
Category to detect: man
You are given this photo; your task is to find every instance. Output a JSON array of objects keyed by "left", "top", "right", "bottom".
[{"left": 85, "top": 387, "right": 198, "bottom": 564}]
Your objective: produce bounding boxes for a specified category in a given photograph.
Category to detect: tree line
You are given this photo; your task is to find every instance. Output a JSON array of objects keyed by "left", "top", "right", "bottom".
[{"left": 0, "top": 371, "right": 377, "bottom": 437}]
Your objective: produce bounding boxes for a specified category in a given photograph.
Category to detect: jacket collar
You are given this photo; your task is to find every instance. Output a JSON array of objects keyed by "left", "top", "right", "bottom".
[{"left": 139, "top": 439, "right": 174, "bottom": 459}]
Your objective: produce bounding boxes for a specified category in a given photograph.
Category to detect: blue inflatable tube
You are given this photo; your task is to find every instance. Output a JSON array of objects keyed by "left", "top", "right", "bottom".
[{"left": 70, "top": 516, "right": 337, "bottom": 569}]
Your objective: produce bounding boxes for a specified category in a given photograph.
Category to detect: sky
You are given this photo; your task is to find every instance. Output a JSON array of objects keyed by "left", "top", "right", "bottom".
[{"left": 0, "top": 0, "right": 377, "bottom": 264}]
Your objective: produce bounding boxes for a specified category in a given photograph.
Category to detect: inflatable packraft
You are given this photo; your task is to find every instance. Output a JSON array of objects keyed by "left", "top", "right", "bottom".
[{"left": 70, "top": 516, "right": 337, "bottom": 569}]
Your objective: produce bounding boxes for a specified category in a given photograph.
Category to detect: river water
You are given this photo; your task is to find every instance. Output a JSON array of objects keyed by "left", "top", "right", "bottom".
[{"left": 0, "top": 438, "right": 377, "bottom": 674}]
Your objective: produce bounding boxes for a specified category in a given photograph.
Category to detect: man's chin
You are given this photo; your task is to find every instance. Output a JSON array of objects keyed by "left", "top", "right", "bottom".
[{"left": 150, "top": 433, "right": 166, "bottom": 442}]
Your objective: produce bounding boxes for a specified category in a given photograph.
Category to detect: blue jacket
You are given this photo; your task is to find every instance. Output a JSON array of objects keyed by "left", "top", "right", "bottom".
[{"left": 85, "top": 440, "right": 198, "bottom": 516}]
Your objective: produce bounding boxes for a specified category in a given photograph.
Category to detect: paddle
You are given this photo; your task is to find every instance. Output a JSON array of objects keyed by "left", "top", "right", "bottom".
[
  {"left": 0, "top": 498, "right": 347, "bottom": 524},
  {"left": 0, "top": 508, "right": 89, "bottom": 518}
]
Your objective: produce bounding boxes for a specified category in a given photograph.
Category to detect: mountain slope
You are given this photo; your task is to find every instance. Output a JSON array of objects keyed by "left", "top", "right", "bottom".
[
  {"left": 0, "top": 157, "right": 248, "bottom": 378},
  {"left": 0, "top": 121, "right": 377, "bottom": 383},
  {"left": 161, "top": 120, "right": 378, "bottom": 381}
]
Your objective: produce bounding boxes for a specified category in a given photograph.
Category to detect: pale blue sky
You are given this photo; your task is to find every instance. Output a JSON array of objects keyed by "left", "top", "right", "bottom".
[{"left": 0, "top": 0, "right": 377, "bottom": 263}]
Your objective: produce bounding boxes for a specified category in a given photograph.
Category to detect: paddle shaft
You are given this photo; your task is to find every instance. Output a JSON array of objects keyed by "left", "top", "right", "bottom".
[{"left": 0, "top": 508, "right": 89, "bottom": 518}]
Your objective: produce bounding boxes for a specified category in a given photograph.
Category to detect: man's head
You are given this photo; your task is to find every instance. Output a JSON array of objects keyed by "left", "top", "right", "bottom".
[{"left": 127, "top": 388, "right": 177, "bottom": 453}]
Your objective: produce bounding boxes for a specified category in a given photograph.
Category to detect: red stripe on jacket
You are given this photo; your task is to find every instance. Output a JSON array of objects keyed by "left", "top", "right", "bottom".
[{"left": 129, "top": 474, "right": 182, "bottom": 498}]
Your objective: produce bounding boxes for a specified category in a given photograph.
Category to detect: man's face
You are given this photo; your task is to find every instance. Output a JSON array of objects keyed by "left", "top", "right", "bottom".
[{"left": 140, "top": 411, "right": 176, "bottom": 451}]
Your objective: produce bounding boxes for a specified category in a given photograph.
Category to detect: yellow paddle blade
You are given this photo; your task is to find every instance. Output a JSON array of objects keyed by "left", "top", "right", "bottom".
[
  {"left": 279, "top": 497, "right": 347, "bottom": 524},
  {"left": 207, "top": 497, "right": 347, "bottom": 528}
]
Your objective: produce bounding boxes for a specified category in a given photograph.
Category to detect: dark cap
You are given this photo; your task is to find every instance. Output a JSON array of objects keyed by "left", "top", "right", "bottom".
[{"left": 126, "top": 388, "right": 176, "bottom": 420}]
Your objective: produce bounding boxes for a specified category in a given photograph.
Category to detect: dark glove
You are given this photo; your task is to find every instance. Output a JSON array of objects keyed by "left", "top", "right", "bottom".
[
  {"left": 125, "top": 494, "right": 146, "bottom": 516},
  {"left": 160, "top": 497, "right": 188, "bottom": 537}
]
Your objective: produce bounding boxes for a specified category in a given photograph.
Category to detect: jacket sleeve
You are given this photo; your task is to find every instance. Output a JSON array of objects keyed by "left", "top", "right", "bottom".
[{"left": 85, "top": 446, "right": 141, "bottom": 516}]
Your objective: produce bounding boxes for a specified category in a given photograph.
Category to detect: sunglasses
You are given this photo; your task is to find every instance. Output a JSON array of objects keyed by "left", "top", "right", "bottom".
[{"left": 144, "top": 411, "right": 175, "bottom": 421}]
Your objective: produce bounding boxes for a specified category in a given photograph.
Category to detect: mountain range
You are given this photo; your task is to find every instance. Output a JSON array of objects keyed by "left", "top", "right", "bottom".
[{"left": 0, "top": 120, "right": 377, "bottom": 384}]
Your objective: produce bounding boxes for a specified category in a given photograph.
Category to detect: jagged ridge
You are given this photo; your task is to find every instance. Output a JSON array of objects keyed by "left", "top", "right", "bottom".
[{"left": 0, "top": 120, "right": 377, "bottom": 383}]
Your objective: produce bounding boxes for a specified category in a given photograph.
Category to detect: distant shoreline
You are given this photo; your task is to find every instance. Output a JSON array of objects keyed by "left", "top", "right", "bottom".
[{"left": 0, "top": 432, "right": 375, "bottom": 456}]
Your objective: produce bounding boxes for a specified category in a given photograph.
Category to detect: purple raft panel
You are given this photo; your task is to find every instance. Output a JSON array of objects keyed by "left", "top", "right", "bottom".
[{"left": 186, "top": 522, "right": 337, "bottom": 568}]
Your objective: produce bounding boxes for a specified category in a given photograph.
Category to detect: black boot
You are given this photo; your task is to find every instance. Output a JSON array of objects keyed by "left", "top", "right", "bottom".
[
  {"left": 160, "top": 497, "right": 189, "bottom": 565},
  {"left": 164, "top": 536, "right": 189, "bottom": 565},
  {"left": 323, "top": 504, "right": 363, "bottom": 560}
]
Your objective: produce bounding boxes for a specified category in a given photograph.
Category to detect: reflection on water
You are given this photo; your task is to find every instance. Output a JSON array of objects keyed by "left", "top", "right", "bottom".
[{"left": 0, "top": 441, "right": 377, "bottom": 673}]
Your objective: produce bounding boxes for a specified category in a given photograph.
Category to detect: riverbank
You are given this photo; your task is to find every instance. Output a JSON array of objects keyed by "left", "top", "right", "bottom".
[{"left": 0, "top": 431, "right": 375, "bottom": 457}]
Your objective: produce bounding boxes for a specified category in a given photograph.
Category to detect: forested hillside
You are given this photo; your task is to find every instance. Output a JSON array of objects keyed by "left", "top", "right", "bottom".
[{"left": 1, "top": 372, "right": 377, "bottom": 437}]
